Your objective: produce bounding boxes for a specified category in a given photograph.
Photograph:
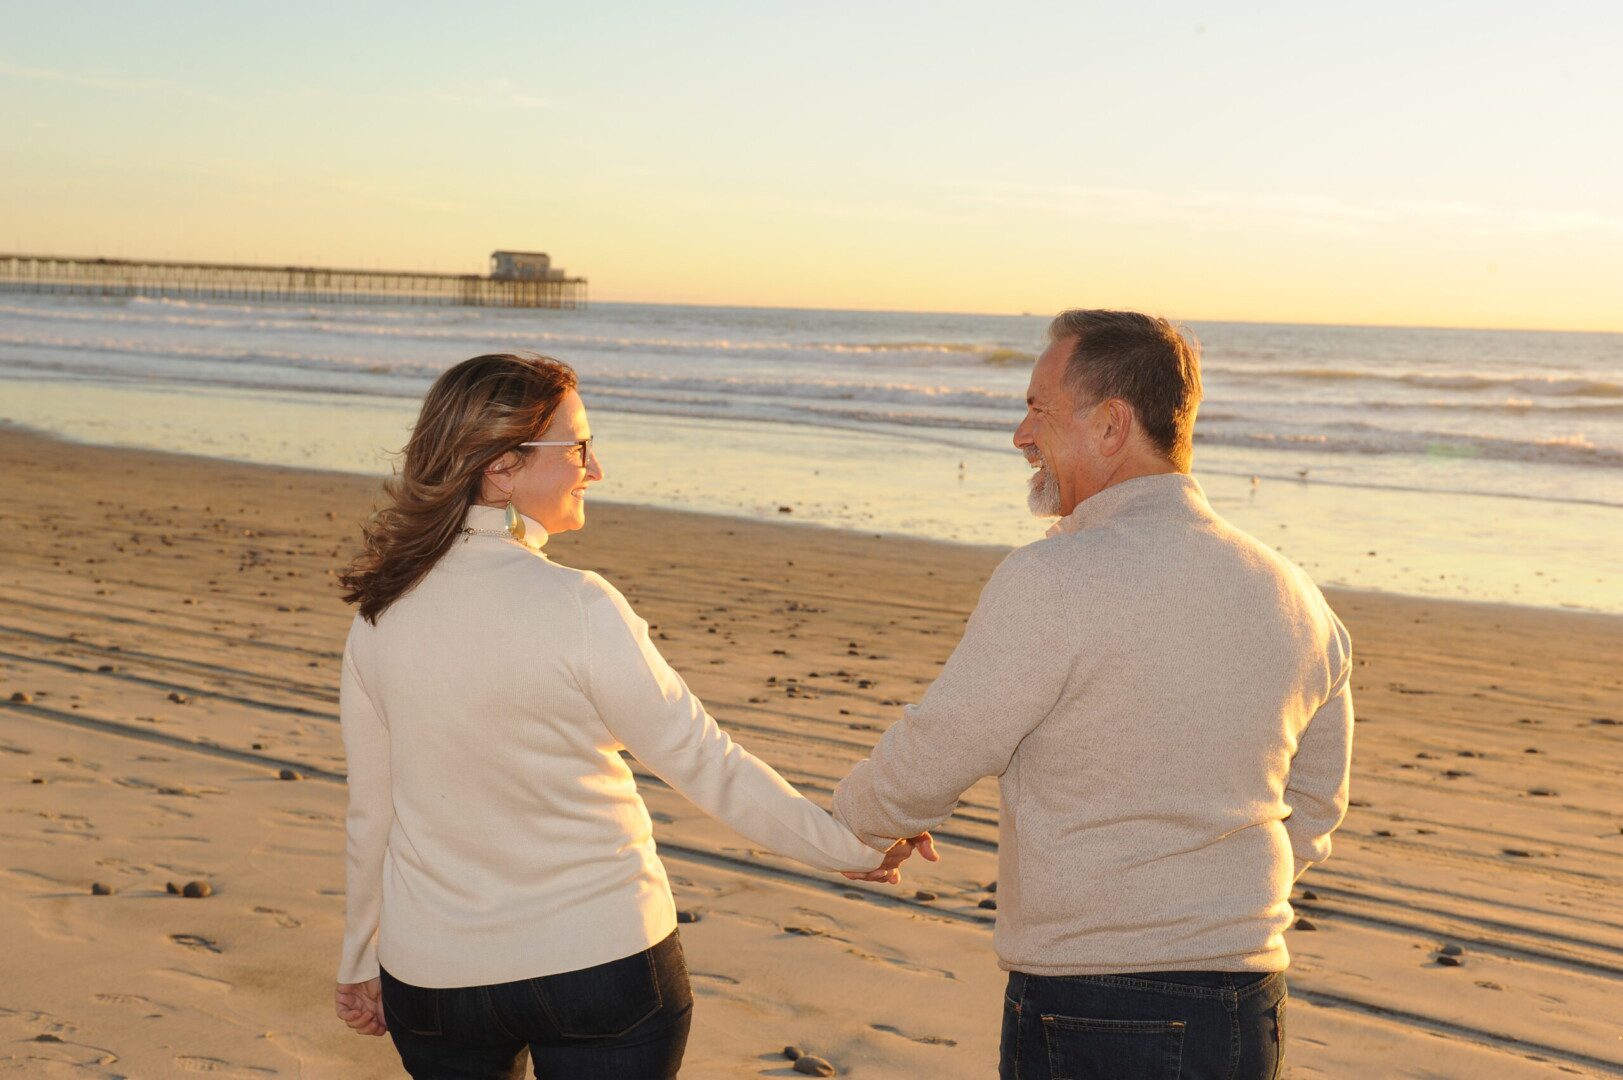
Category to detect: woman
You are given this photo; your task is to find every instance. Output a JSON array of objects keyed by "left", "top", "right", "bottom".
[{"left": 332, "top": 354, "right": 928, "bottom": 1079}]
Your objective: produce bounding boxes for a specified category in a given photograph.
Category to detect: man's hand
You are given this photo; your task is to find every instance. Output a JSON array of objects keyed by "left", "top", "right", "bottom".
[
  {"left": 842, "top": 832, "right": 940, "bottom": 884},
  {"left": 335, "top": 978, "right": 388, "bottom": 1037}
]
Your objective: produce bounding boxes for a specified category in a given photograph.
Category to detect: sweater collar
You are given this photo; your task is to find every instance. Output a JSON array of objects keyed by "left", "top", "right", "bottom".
[
  {"left": 1044, "top": 472, "right": 1208, "bottom": 538},
  {"left": 463, "top": 504, "right": 549, "bottom": 553}
]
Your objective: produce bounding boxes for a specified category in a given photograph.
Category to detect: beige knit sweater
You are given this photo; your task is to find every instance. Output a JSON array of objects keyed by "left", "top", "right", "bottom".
[
  {"left": 338, "top": 504, "right": 882, "bottom": 988},
  {"left": 834, "top": 473, "right": 1354, "bottom": 976}
]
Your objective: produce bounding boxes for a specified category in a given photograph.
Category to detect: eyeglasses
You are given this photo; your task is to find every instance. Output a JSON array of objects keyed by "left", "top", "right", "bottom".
[{"left": 520, "top": 436, "right": 593, "bottom": 467}]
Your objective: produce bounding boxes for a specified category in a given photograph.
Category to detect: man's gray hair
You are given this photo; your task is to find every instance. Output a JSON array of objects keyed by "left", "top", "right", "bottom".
[{"left": 1047, "top": 309, "right": 1203, "bottom": 471}]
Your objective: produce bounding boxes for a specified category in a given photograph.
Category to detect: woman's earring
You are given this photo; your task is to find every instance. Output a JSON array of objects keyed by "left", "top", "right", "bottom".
[{"left": 504, "top": 500, "right": 525, "bottom": 540}]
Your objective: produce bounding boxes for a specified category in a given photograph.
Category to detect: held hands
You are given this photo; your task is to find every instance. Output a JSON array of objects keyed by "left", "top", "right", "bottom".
[
  {"left": 331, "top": 840, "right": 939, "bottom": 1036},
  {"left": 842, "top": 832, "right": 939, "bottom": 885},
  {"left": 335, "top": 978, "right": 388, "bottom": 1037}
]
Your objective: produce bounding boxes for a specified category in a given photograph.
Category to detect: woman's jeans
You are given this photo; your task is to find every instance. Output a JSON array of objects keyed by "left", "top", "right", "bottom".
[
  {"left": 1000, "top": 969, "right": 1286, "bottom": 1080},
  {"left": 380, "top": 930, "right": 693, "bottom": 1080}
]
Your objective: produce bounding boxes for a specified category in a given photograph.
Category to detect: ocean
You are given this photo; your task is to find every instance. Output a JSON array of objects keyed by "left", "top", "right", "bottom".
[{"left": 1, "top": 293, "right": 1618, "bottom": 611}]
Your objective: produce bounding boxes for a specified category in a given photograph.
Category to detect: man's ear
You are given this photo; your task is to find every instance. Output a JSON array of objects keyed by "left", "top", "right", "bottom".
[{"left": 1099, "top": 399, "right": 1134, "bottom": 457}]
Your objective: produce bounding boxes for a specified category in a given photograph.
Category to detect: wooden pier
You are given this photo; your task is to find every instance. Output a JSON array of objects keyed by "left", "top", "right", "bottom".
[{"left": 0, "top": 253, "right": 588, "bottom": 309}]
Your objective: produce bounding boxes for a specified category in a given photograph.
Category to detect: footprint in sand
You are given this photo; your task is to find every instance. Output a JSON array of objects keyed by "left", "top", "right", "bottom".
[
  {"left": 95, "top": 992, "right": 173, "bottom": 1018},
  {"left": 28, "top": 1032, "right": 119, "bottom": 1065},
  {"left": 252, "top": 906, "right": 302, "bottom": 929},
  {"left": 173, "top": 1054, "right": 276, "bottom": 1075},
  {"left": 792, "top": 906, "right": 847, "bottom": 927},
  {"left": 870, "top": 1023, "right": 958, "bottom": 1047},
  {"left": 169, "top": 933, "right": 222, "bottom": 954},
  {"left": 783, "top": 925, "right": 833, "bottom": 938},
  {"left": 842, "top": 946, "right": 957, "bottom": 981},
  {"left": 690, "top": 971, "right": 740, "bottom": 985}
]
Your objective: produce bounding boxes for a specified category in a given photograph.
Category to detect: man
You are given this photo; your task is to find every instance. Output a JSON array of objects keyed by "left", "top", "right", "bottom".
[{"left": 833, "top": 309, "right": 1353, "bottom": 1080}]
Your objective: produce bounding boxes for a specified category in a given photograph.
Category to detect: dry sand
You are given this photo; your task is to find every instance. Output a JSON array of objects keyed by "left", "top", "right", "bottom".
[{"left": 1, "top": 424, "right": 1619, "bottom": 1078}]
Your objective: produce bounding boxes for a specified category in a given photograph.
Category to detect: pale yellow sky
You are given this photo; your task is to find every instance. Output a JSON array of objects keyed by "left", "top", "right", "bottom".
[{"left": 3, "top": 5, "right": 1620, "bottom": 331}]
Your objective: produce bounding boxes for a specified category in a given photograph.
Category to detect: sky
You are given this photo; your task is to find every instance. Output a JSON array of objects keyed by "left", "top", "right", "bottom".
[{"left": 3, "top": 2, "right": 1621, "bottom": 331}]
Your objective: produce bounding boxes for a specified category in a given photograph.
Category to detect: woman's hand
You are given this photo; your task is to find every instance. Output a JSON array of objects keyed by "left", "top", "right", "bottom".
[
  {"left": 335, "top": 978, "right": 388, "bottom": 1037},
  {"left": 842, "top": 832, "right": 939, "bottom": 884}
]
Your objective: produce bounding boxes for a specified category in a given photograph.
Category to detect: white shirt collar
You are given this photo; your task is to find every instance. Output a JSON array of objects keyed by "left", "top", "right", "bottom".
[{"left": 462, "top": 504, "right": 549, "bottom": 553}]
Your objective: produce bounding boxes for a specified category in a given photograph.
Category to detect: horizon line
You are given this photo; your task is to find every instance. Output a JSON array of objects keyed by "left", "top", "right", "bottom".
[{"left": 586, "top": 295, "right": 1623, "bottom": 338}]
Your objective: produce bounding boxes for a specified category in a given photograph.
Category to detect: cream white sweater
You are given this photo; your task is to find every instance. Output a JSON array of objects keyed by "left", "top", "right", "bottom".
[
  {"left": 834, "top": 473, "right": 1354, "bottom": 976},
  {"left": 337, "top": 504, "right": 882, "bottom": 987}
]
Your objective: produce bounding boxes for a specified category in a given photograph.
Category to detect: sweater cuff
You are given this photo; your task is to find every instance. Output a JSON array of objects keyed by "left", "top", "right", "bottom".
[
  {"left": 338, "top": 936, "right": 380, "bottom": 984},
  {"left": 832, "top": 786, "right": 902, "bottom": 854}
]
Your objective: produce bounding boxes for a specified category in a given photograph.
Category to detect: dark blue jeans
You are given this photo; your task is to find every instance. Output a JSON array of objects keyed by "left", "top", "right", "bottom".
[
  {"left": 1001, "top": 969, "right": 1286, "bottom": 1080},
  {"left": 380, "top": 931, "right": 692, "bottom": 1079}
]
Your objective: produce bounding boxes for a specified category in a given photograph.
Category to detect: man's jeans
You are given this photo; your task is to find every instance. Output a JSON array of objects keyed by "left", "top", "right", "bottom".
[
  {"left": 380, "top": 930, "right": 692, "bottom": 1080},
  {"left": 1000, "top": 969, "right": 1286, "bottom": 1080}
]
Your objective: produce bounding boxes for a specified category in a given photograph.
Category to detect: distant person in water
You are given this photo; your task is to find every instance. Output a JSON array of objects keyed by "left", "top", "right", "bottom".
[
  {"left": 833, "top": 310, "right": 1354, "bottom": 1080},
  {"left": 331, "top": 353, "right": 932, "bottom": 1079}
]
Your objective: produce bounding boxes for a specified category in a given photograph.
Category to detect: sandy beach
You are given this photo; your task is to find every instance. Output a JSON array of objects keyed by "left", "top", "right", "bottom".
[{"left": 1, "top": 423, "right": 1619, "bottom": 1078}]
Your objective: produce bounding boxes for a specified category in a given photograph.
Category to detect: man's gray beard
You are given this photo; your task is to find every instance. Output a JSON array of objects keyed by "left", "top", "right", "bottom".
[{"left": 1027, "top": 462, "right": 1062, "bottom": 517}]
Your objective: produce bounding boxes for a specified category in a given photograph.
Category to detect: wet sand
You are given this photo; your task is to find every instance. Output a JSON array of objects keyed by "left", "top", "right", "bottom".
[{"left": 1, "top": 424, "right": 1619, "bottom": 1078}]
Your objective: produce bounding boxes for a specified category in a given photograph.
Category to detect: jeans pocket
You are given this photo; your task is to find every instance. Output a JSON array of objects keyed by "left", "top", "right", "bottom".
[
  {"left": 1041, "top": 1015, "right": 1185, "bottom": 1080},
  {"left": 530, "top": 945, "right": 663, "bottom": 1039},
  {"left": 379, "top": 970, "right": 443, "bottom": 1037}
]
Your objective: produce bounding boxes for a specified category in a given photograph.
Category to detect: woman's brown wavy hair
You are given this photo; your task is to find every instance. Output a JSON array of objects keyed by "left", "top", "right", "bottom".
[{"left": 340, "top": 353, "right": 578, "bottom": 623}]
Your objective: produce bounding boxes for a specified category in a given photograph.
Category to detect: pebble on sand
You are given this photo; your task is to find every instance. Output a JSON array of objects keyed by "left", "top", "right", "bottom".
[
  {"left": 9, "top": 691, "right": 31, "bottom": 703},
  {"left": 978, "top": 898, "right": 997, "bottom": 910},
  {"left": 1294, "top": 918, "right": 1317, "bottom": 931},
  {"left": 1435, "top": 955, "right": 1462, "bottom": 967},
  {"left": 794, "top": 1055, "right": 836, "bottom": 1076},
  {"left": 182, "top": 881, "right": 213, "bottom": 898},
  {"left": 277, "top": 768, "right": 302, "bottom": 781},
  {"left": 166, "top": 881, "right": 182, "bottom": 894},
  {"left": 676, "top": 910, "right": 701, "bottom": 924},
  {"left": 782, "top": 1045, "right": 803, "bottom": 1060},
  {"left": 1300, "top": 890, "right": 1318, "bottom": 901},
  {"left": 1439, "top": 944, "right": 1463, "bottom": 956},
  {"left": 91, "top": 882, "right": 114, "bottom": 895},
  {"left": 914, "top": 890, "right": 937, "bottom": 902},
  {"left": 167, "top": 691, "right": 190, "bottom": 704}
]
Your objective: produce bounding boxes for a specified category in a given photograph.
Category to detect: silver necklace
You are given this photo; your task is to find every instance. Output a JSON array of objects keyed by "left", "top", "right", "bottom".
[{"left": 461, "top": 527, "right": 526, "bottom": 544}]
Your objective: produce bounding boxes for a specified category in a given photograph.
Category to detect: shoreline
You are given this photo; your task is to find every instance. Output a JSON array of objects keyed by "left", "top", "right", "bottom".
[
  {"left": 2, "top": 417, "right": 1614, "bottom": 623},
  {"left": 1, "top": 423, "right": 1619, "bottom": 1076}
]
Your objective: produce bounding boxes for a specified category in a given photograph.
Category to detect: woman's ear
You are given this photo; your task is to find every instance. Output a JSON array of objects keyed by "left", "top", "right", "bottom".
[{"left": 480, "top": 451, "right": 521, "bottom": 501}]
